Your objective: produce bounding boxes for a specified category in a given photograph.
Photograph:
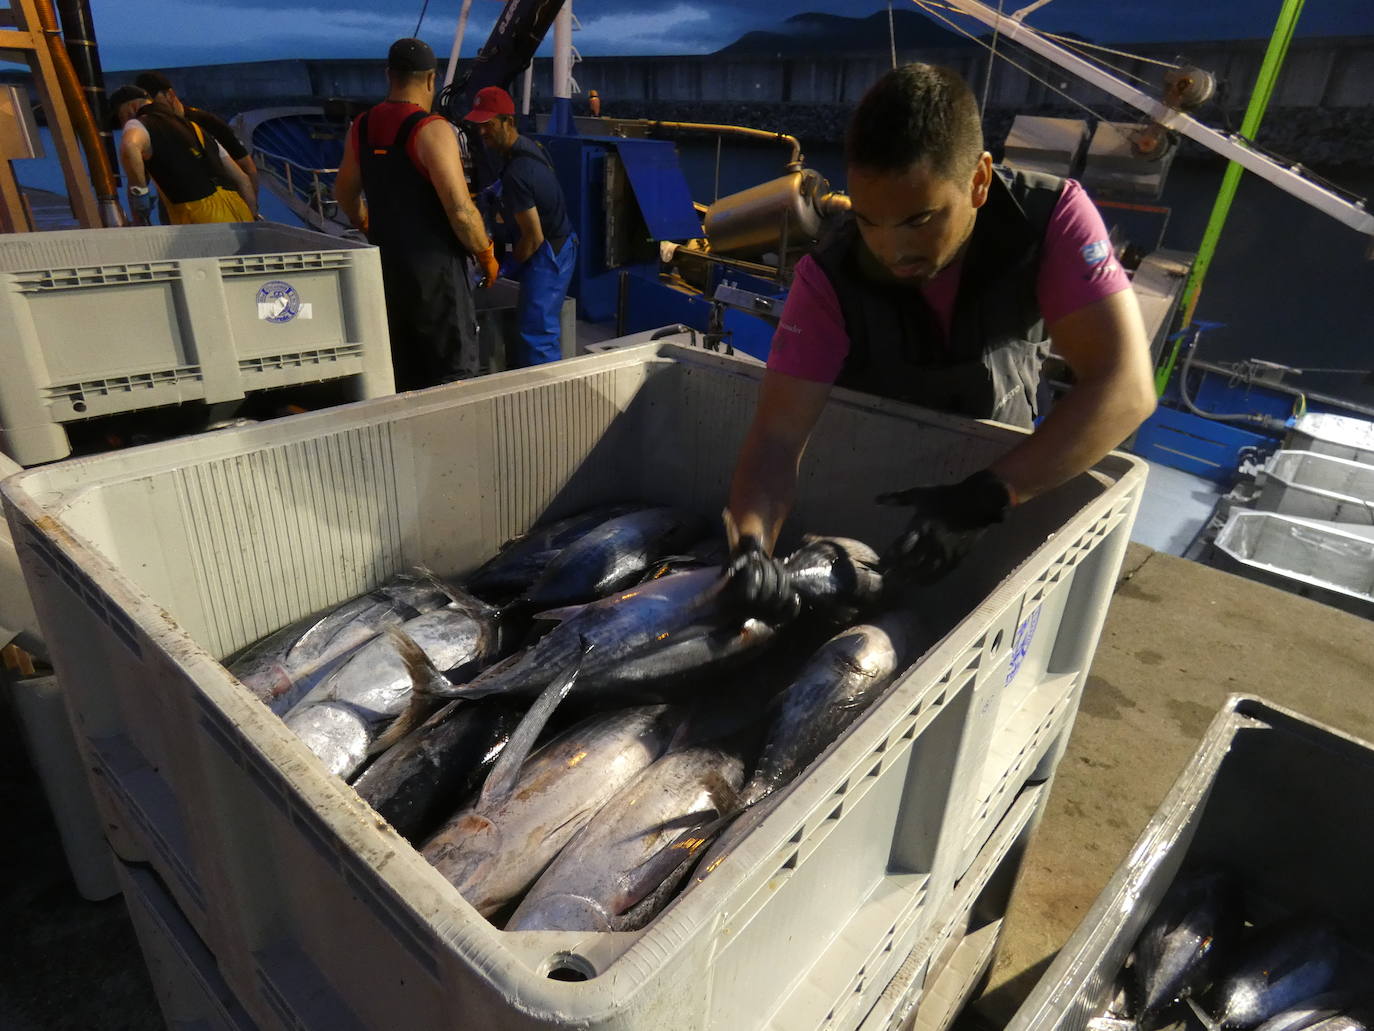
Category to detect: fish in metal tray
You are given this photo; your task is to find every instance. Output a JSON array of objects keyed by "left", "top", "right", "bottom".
[
  {"left": 351, "top": 698, "right": 523, "bottom": 844},
  {"left": 1130, "top": 868, "right": 1245, "bottom": 1021},
  {"left": 1201, "top": 918, "right": 1344, "bottom": 1028},
  {"left": 505, "top": 743, "right": 745, "bottom": 932},
  {"left": 421, "top": 701, "right": 681, "bottom": 918},
  {"left": 282, "top": 588, "right": 499, "bottom": 780},
  {"left": 514, "top": 506, "right": 709, "bottom": 610},
  {"left": 464, "top": 504, "right": 646, "bottom": 600},
  {"left": 230, "top": 569, "right": 453, "bottom": 715}
]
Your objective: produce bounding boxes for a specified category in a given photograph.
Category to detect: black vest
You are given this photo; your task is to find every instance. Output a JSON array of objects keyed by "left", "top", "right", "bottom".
[
  {"left": 138, "top": 106, "right": 225, "bottom": 205},
  {"left": 358, "top": 107, "right": 469, "bottom": 260},
  {"left": 813, "top": 167, "right": 1064, "bottom": 428}
]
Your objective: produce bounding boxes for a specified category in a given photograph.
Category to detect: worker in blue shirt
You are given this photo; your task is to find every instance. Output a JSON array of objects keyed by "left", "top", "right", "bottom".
[{"left": 465, "top": 86, "right": 578, "bottom": 367}]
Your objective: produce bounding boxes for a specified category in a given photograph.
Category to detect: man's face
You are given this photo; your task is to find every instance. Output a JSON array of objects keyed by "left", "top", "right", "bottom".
[
  {"left": 475, "top": 116, "right": 517, "bottom": 154},
  {"left": 848, "top": 152, "right": 993, "bottom": 284}
]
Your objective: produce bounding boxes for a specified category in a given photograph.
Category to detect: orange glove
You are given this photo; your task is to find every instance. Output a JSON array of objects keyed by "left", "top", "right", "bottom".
[{"left": 477, "top": 242, "right": 499, "bottom": 287}]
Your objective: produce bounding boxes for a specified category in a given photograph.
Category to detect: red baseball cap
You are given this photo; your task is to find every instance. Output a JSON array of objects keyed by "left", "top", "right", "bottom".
[{"left": 464, "top": 86, "right": 516, "bottom": 123}]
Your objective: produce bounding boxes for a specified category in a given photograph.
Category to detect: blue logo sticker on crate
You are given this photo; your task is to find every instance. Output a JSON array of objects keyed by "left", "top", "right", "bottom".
[
  {"left": 1005, "top": 605, "right": 1042, "bottom": 687},
  {"left": 256, "top": 280, "right": 311, "bottom": 323}
]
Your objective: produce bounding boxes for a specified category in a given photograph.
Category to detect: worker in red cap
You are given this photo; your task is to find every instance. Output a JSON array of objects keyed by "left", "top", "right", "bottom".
[
  {"left": 466, "top": 85, "right": 577, "bottom": 367},
  {"left": 335, "top": 37, "right": 500, "bottom": 389}
]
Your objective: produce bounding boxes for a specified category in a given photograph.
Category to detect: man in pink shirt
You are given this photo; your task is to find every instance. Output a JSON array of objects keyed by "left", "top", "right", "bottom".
[{"left": 726, "top": 64, "right": 1156, "bottom": 611}]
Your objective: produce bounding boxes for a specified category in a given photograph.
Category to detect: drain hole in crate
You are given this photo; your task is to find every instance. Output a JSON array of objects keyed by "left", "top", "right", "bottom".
[
  {"left": 544, "top": 953, "right": 596, "bottom": 982},
  {"left": 991, "top": 629, "right": 1005, "bottom": 653}
]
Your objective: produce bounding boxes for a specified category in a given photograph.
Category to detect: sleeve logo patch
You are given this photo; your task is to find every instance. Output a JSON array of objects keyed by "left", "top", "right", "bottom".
[{"left": 1081, "top": 240, "right": 1112, "bottom": 267}]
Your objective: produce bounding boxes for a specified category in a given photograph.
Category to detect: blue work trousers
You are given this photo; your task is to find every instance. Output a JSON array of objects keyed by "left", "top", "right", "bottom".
[{"left": 515, "top": 235, "right": 578, "bottom": 366}]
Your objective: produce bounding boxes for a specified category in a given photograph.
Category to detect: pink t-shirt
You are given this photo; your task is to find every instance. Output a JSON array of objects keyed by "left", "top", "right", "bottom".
[{"left": 768, "top": 178, "right": 1131, "bottom": 383}]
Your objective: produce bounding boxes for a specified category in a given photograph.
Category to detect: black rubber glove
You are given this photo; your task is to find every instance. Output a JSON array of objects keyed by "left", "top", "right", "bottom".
[
  {"left": 725, "top": 535, "right": 801, "bottom": 620},
  {"left": 876, "top": 469, "right": 1013, "bottom": 585}
]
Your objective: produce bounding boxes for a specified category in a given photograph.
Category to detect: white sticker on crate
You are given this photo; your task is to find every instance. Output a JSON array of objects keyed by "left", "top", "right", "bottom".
[{"left": 256, "top": 280, "right": 313, "bottom": 322}]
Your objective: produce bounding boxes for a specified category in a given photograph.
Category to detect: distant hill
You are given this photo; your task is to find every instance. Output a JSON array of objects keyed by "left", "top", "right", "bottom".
[{"left": 717, "top": 9, "right": 976, "bottom": 57}]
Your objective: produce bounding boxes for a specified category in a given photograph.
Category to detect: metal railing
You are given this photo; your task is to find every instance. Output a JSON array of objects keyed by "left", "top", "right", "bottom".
[{"left": 251, "top": 142, "right": 344, "bottom": 230}]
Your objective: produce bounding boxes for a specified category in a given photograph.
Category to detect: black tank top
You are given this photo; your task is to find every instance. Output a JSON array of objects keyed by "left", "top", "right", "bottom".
[
  {"left": 357, "top": 106, "right": 469, "bottom": 259},
  {"left": 138, "top": 106, "right": 225, "bottom": 204}
]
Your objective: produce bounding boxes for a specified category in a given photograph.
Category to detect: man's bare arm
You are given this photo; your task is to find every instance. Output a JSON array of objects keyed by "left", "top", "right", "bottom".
[
  {"left": 416, "top": 119, "right": 491, "bottom": 255},
  {"left": 118, "top": 123, "right": 152, "bottom": 225},
  {"left": 235, "top": 154, "right": 260, "bottom": 195},
  {"left": 990, "top": 289, "right": 1156, "bottom": 502},
  {"left": 216, "top": 142, "right": 257, "bottom": 217},
  {"left": 334, "top": 130, "right": 366, "bottom": 232},
  {"left": 726, "top": 369, "right": 832, "bottom": 552},
  {"left": 513, "top": 206, "right": 544, "bottom": 264}
]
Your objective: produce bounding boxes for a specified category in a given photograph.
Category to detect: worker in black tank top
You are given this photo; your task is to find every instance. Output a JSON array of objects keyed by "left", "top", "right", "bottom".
[{"left": 334, "top": 38, "right": 500, "bottom": 391}]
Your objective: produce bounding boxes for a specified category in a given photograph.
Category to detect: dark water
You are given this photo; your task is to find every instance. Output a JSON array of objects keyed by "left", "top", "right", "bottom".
[{"left": 20, "top": 130, "right": 1372, "bottom": 405}]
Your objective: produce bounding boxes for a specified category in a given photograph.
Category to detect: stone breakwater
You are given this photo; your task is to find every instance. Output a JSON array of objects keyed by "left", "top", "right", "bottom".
[{"left": 588, "top": 99, "right": 1374, "bottom": 169}]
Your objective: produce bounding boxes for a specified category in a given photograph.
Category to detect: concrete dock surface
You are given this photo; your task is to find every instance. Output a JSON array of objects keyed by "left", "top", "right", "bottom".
[{"left": 3, "top": 541, "right": 1372, "bottom": 1029}]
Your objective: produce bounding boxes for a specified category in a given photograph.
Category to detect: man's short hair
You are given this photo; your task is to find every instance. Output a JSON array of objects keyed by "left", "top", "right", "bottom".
[
  {"left": 134, "top": 71, "right": 175, "bottom": 96},
  {"left": 106, "top": 84, "right": 149, "bottom": 129},
  {"left": 845, "top": 64, "right": 984, "bottom": 181}
]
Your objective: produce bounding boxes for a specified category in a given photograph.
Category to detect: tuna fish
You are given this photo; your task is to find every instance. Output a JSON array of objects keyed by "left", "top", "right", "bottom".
[
  {"left": 351, "top": 699, "right": 523, "bottom": 844},
  {"left": 515, "top": 506, "right": 708, "bottom": 610},
  {"left": 1255, "top": 993, "right": 1369, "bottom": 1031},
  {"left": 505, "top": 744, "right": 745, "bottom": 932},
  {"left": 741, "top": 611, "right": 914, "bottom": 807},
  {"left": 282, "top": 588, "right": 500, "bottom": 780},
  {"left": 231, "top": 570, "right": 453, "bottom": 715},
  {"left": 1208, "top": 919, "right": 1344, "bottom": 1028},
  {"left": 1130, "top": 869, "right": 1245, "bottom": 1019},
  {"left": 400, "top": 567, "right": 783, "bottom": 704},
  {"left": 464, "top": 504, "right": 645, "bottom": 600},
  {"left": 421, "top": 704, "right": 681, "bottom": 917},
  {"left": 783, "top": 535, "right": 885, "bottom": 612}
]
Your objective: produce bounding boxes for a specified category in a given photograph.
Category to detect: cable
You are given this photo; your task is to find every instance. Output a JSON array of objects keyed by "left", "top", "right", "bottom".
[
  {"left": 979, "top": 0, "right": 1005, "bottom": 119},
  {"left": 1034, "top": 29, "right": 1183, "bottom": 71},
  {"left": 911, "top": 0, "right": 1139, "bottom": 147},
  {"left": 413, "top": 0, "right": 432, "bottom": 37}
]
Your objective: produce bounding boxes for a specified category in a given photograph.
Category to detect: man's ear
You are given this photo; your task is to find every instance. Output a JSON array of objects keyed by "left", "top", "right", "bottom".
[{"left": 970, "top": 152, "right": 994, "bottom": 209}]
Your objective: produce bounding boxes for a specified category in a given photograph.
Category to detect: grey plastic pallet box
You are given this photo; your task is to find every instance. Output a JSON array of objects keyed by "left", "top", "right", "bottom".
[
  {"left": 0, "top": 221, "right": 394, "bottom": 465},
  {"left": 4, "top": 341, "right": 1145, "bottom": 1031},
  {"left": 1007, "top": 695, "right": 1374, "bottom": 1031}
]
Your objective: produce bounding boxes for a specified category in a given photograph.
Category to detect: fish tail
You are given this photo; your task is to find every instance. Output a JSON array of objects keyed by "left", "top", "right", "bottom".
[
  {"left": 366, "top": 691, "right": 437, "bottom": 758},
  {"left": 475, "top": 640, "right": 589, "bottom": 810},
  {"left": 385, "top": 625, "right": 460, "bottom": 699},
  {"left": 414, "top": 564, "right": 496, "bottom": 619},
  {"left": 1185, "top": 997, "right": 1221, "bottom": 1031}
]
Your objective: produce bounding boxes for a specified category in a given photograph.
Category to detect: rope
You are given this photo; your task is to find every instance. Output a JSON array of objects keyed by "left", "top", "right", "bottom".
[
  {"left": 911, "top": 0, "right": 1139, "bottom": 147},
  {"left": 413, "top": 0, "right": 432, "bottom": 37},
  {"left": 979, "top": 0, "right": 1006, "bottom": 119}
]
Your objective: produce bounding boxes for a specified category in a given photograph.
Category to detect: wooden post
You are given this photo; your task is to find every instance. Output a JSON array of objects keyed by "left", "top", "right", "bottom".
[{"left": 1, "top": 0, "right": 100, "bottom": 229}]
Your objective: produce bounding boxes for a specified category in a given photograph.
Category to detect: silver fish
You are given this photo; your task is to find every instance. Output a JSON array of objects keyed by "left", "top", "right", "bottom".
[
  {"left": 282, "top": 590, "right": 499, "bottom": 780},
  {"left": 464, "top": 504, "right": 645, "bottom": 599},
  {"left": 742, "top": 612, "right": 913, "bottom": 807},
  {"left": 1256, "top": 993, "right": 1369, "bottom": 1031},
  {"left": 506, "top": 744, "right": 744, "bottom": 932},
  {"left": 404, "top": 567, "right": 781, "bottom": 703},
  {"left": 783, "top": 535, "right": 885, "bottom": 611},
  {"left": 421, "top": 705, "right": 680, "bottom": 918},
  {"left": 1210, "top": 919, "right": 1343, "bottom": 1028},
  {"left": 517, "top": 507, "right": 708, "bottom": 609},
  {"left": 231, "top": 570, "right": 452, "bottom": 715},
  {"left": 1130, "top": 868, "right": 1244, "bottom": 1019}
]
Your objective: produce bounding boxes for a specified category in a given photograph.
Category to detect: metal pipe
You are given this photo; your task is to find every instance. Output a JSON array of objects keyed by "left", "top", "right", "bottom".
[
  {"left": 553, "top": 4, "right": 573, "bottom": 100},
  {"left": 444, "top": 0, "right": 474, "bottom": 91},
  {"left": 1189, "top": 356, "right": 1374, "bottom": 421},
  {"left": 640, "top": 120, "right": 803, "bottom": 172},
  {"left": 34, "top": 0, "right": 120, "bottom": 225},
  {"left": 660, "top": 242, "right": 784, "bottom": 282},
  {"left": 54, "top": 0, "right": 116, "bottom": 182}
]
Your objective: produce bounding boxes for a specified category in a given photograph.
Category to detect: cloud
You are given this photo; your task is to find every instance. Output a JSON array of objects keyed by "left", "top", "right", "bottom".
[{"left": 575, "top": 3, "right": 718, "bottom": 54}]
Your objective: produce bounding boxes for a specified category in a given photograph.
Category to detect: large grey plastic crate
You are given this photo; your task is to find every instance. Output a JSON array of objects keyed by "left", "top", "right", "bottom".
[
  {"left": 117, "top": 860, "right": 259, "bottom": 1031},
  {"left": 3, "top": 341, "right": 1145, "bottom": 1031},
  {"left": 1006, "top": 696, "right": 1374, "bottom": 1031},
  {"left": 1213, "top": 509, "right": 1374, "bottom": 619},
  {"left": 1258, "top": 449, "right": 1374, "bottom": 523},
  {"left": 0, "top": 221, "right": 394, "bottom": 465}
]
